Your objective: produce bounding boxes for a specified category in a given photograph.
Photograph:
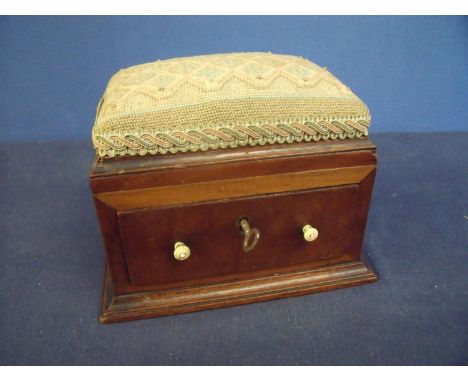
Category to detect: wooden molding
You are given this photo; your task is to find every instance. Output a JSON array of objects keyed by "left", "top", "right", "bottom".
[
  {"left": 96, "top": 165, "right": 375, "bottom": 210},
  {"left": 100, "top": 260, "right": 377, "bottom": 324}
]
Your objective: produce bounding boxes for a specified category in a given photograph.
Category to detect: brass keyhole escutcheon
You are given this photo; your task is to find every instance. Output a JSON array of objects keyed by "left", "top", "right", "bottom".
[{"left": 239, "top": 218, "right": 260, "bottom": 252}]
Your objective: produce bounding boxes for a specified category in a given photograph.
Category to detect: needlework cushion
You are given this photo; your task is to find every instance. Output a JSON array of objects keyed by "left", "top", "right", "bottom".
[{"left": 92, "top": 52, "right": 371, "bottom": 157}]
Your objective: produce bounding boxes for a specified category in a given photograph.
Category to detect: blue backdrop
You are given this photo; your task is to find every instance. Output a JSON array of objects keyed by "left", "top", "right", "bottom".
[{"left": 1, "top": 16, "right": 467, "bottom": 142}]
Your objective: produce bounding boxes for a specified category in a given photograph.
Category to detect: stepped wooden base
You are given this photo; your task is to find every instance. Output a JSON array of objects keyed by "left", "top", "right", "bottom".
[{"left": 100, "top": 260, "right": 377, "bottom": 324}]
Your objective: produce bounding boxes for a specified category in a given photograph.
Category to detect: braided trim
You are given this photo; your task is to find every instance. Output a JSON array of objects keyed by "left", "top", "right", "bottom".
[{"left": 94, "top": 120, "right": 369, "bottom": 158}]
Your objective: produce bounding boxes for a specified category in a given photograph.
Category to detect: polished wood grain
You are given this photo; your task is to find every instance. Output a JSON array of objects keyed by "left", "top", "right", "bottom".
[
  {"left": 90, "top": 138, "right": 375, "bottom": 179},
  {"left": 89, "top": 139, "right": 376, "bottom": 194},
  {"left": 100, "top": 260, "right": 377, "bottom": 324},
  {"left": 97, "top": 165, "right": 374, "bottom": 210},
  {"left": 118, "top": 185, "right": 361, "bottom": 286},
  {"left": 90, "top": 138, "right": 378, "bottom": 322}
]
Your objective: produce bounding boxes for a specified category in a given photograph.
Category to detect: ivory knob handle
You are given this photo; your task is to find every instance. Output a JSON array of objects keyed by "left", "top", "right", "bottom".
[
  {"left": 302, "top": 224, "right": 319, "bottom": 242},
  {"left": 173, "top": 241, "right": 191, "bottom": 261}
]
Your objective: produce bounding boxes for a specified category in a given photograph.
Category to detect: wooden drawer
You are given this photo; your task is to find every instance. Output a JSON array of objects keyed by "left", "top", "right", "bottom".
[{"left": 118, "top": 184, "right": 361, "bottom": 287}]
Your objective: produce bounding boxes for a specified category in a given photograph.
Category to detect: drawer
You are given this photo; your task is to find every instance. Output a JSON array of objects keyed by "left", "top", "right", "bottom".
[{"left": 117, "top": 185, "right": 361, "bottom": 287}]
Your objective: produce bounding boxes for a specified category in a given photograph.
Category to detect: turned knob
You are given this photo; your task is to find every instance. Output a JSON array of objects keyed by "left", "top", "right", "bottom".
[
  {"left": 302, "top": 224, "right": 319, "bottom": 242},
  {"left": 173, "top": 241, "right": 191, "bottom": 261}
]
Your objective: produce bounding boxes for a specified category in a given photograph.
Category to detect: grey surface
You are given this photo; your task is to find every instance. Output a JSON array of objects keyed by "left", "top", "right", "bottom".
[{"left": 0, "top": 133, "right": 467, "bottom": 365}]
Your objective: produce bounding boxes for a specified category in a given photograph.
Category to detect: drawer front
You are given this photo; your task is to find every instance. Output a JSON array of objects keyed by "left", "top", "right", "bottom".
[{"left": 118, "top": 185, "right": 361, "bottom": 287}]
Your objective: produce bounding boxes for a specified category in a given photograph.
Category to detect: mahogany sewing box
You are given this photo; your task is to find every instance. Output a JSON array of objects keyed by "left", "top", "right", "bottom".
[{"left": 89, "top": 52, "right": 378, "bottom": 323}]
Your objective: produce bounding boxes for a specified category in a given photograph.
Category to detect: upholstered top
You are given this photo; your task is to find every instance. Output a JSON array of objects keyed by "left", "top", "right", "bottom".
[{"left": 92, "top": 52, "right": 370, "bottom": 157}]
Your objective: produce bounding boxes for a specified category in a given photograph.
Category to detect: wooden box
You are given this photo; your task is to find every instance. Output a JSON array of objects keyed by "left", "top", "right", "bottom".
[
  {"left": 89, "top": 53, "right": 377, "bottom": 323},
  {"left": 90, "top": 138, "right": 377, "bottom": 323}
]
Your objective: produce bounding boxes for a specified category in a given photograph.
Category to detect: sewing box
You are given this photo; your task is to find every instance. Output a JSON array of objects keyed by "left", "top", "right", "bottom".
[{"left": 89, "top": 52, "right": 378, "bottom": 323}]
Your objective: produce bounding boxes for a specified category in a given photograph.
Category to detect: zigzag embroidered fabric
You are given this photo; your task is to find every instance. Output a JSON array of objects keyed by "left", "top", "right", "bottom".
[{"left": 92, "top": 52, "right": 371, "bottom": 157}]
